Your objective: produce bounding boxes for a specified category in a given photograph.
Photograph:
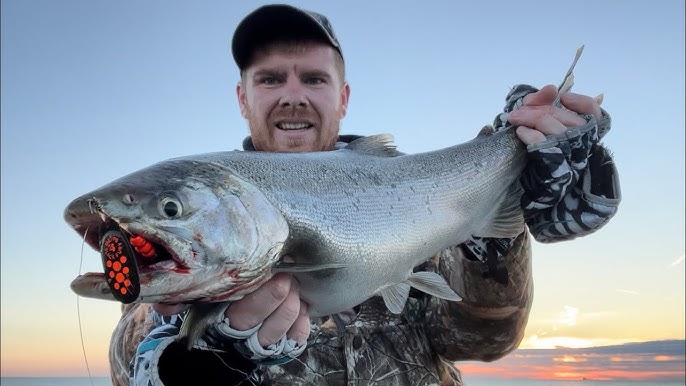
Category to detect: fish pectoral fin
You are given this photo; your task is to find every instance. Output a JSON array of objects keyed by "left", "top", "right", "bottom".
[
  {"left": 474, "top": 181, "right": 525, "bottom": 239},
  {"left": 272, "top": 261, "right": 357, "bottom": 273},
  {"left": 406, "top": 271, "right": 462, "bottom": 302},
  {"left": 379, "top": 282, "right": 411, "bottom": 314},
  {"left": 179, "top": 302, "right": 230, "bottom": 350}
]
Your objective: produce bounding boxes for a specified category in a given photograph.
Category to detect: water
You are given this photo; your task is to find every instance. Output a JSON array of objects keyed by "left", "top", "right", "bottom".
[
  {"left": 466, "top": 380, "right": 685, "bottom": 386},
  {"left": 0, "top": 378, "right": 112, "bottom": 386},
  {"left": 0, "top": 378, "right": 683, "bottom": 385}
]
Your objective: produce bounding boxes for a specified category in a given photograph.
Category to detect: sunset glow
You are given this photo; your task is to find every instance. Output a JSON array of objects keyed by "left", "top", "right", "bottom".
[{"left": 459, "top": 341, "right": 686, "bottom": 382}]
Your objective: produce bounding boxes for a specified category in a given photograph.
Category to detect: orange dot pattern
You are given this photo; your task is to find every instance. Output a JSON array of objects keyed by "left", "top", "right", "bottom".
[{"left": 101, "top": 230, "right": 139, "bottom": 303}]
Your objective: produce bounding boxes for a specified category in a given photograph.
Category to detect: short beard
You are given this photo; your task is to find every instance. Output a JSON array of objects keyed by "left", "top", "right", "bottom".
[{"left": 247, "top": 115, "right": 340, "bottom": 152}]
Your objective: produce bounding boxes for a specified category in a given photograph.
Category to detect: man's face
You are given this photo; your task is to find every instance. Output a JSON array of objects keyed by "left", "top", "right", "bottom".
[{"left": 237, "top": 42, "right": 350, "bottom": 152}]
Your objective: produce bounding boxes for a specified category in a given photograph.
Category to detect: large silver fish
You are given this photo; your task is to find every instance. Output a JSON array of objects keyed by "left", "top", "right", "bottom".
[
  {"left": 66, "top": 129, "right": 527, "bottom": 318},
  {"left": 65, "top": 46, "right": 591, "bottom": 346}
]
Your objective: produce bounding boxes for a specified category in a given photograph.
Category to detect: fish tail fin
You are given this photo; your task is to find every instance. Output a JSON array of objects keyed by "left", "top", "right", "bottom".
[{"left": 474, "top": 181, "right": 525, "bottom": 239}]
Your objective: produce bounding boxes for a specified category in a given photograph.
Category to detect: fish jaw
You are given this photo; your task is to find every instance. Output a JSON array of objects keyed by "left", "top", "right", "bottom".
[{"left": 70, "top": 263, "right": 277, "bottom": 304}]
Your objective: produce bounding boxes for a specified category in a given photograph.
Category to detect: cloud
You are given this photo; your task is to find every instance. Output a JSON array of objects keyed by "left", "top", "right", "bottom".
[
  {"left": 670, "top": 254, "right": 685, "bottom": 267},
  {"left": 615, "top": 289, "right": 640, "bottom": 295},
  {"left": 459, "top": 340, "right": 686, "bottom": 382},
  {"left": 557, "top": 306, "right": 578, "bottom": 326}
]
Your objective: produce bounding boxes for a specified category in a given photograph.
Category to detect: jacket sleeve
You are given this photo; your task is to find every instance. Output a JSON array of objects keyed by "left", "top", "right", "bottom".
[
  {"left": 425, "top": 231, "right": 533, "bottom": 362},
  {"left": 109, "top": 304, "right": 256, "bottom": 386}
]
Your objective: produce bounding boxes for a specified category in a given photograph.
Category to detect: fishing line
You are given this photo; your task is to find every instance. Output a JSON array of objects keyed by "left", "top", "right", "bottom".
[
  {"left": 77, "top": 227, "right": 95, "bottom": 386},
  {"left": 211, "top": 351, "right": 257, "bottom": 386}
]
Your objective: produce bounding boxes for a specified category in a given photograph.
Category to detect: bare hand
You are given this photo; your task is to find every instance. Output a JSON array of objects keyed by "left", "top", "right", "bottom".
[
  {"left": 226, "top": 272, "right": 310, "bottom": 347},
  {"left": 507, "top": 84, "right": 602, "bottom": 145},
  {"left": 152, "top": 273, "right": 310, "bottom": 348}
]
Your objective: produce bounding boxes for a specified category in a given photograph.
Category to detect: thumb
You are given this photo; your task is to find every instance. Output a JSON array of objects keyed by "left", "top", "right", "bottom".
[
  {"left": 516, "top": 126, "right": 546, "bottom": 145},
  {"left": 523, "top": 84, "right": 558, "bottom": 107}
]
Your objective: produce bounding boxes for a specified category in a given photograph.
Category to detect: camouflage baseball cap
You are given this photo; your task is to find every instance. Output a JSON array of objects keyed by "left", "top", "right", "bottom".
[{"left": 232, "top": 4, "right": 343, "bottom": 70}]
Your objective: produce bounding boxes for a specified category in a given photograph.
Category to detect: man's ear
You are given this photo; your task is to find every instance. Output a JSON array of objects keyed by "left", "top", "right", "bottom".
[
  {"left": 237, "top": 82, "right": 249, "bottom": 119},
  {"left": 339, "top": 82, "right": 351, "bottom": 118}
]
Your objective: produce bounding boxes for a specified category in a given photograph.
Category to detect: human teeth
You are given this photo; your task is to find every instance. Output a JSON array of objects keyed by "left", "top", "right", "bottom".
[{"left": 278, "top": 122, "right": 310, "bottom": 130}]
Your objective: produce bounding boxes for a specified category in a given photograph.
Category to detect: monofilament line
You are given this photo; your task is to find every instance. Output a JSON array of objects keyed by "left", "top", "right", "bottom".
[{"left": 77, "top": 227, "right": 95, "bottom": 386}]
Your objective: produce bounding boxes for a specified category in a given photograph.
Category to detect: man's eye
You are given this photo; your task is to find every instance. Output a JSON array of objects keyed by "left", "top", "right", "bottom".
[
  {"left": 262, "top": 78, "right": 278, "bottom": 85},
  {"left": 305, "top": 78, "right": 324, "bottom": 85}
]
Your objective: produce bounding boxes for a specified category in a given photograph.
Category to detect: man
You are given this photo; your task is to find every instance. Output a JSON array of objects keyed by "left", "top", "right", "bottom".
[{"left": 110, "top": 4, "right": 620, "bottom": 386}]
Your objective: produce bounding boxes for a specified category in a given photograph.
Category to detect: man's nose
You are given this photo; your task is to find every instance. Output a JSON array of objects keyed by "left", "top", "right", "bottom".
[{"left": 279, "top": 79, "right": 309, "bottom": 108}]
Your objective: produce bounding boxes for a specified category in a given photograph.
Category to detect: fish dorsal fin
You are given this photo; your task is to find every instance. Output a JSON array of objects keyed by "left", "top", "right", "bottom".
[
  {"left": 476, "top": 124, "right": 496, "bottom": 137},
  {"left": 345, "top": 134, "right": 404, "bottom": 157},
  {"left": 406, "top": 271, "right": 462, "bottom": 301},
  {"left": 474, "top": 181, "right": 526, "bottom": 238},
  {"left": 379, "top": 282, "right": 411, "bottom": 314}
]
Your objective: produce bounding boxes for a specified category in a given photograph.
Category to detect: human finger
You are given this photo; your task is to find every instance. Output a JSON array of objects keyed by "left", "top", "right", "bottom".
[
  {"left": 509, "top": 103, "right": 586, "bottom": 129},
  {"left": 256, "top": 279, "right": 302, "bottom": 346},
  {"left": 522, "top": 84, "right": 558, "bottom": 107},
  {"left": 286, "top": 300, "right": 311, "bottom": 345},
  {"left": 226, "top": 273, "right": 293, "bottom": 331},
  {"left": 509, "top": 112, "right": 568, "bottom": 141},
  {"left": 560, "top": 92, "right": 602, "bottom": 119},
  {"left": 515, "top": 126, "right": 546, "bottom": 145}
]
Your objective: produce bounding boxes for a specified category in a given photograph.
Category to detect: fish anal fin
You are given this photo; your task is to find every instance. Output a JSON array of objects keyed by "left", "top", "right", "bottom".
[
  {"left": 379, "top": 282, "right": 411, "bottom": 314},
  {"left": 406, "top": 271, "right": 462, "bottom": 302}
]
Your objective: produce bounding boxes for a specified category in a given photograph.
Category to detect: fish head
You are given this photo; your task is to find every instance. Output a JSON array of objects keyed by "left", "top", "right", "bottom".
[{"left": 65, "top": 158, "right": 288, "bottom": 304}]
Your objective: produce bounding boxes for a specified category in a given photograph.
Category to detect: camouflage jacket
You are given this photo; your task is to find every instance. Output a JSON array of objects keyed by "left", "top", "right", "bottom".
[{"left": 109, "top": 85, "right": 621, "bottom": 386}]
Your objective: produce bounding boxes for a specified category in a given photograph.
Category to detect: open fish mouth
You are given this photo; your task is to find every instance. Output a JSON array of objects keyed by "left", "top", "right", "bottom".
[
  {"left": 100, "top": 229, "right": 181, "bottom": 303},
  {"left": 67, "top": 198, "right": 200, "bottom": 303}
]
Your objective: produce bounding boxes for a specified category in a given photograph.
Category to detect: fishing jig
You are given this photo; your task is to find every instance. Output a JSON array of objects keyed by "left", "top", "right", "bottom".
[{"left": 100, "top": 228, "right": 140, "bottom": 303}]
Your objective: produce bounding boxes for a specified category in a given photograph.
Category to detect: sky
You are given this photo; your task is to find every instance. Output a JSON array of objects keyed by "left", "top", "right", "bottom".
[{"left": 1, "top": 0, "right": 684, "bottom": 382}]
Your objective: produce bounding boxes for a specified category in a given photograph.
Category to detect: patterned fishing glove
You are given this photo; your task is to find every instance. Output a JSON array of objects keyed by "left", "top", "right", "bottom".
[
  {"left": 202, "top": 303, "right": 307, "bottom": 366},
  {"left": 495, "top": 84, "right": 621, "bottom": 242}
]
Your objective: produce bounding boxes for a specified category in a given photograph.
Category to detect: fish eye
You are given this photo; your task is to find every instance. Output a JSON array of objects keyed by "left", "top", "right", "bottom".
[{"left": 158, "top": 196, "right": 182, "bottom": 219}]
